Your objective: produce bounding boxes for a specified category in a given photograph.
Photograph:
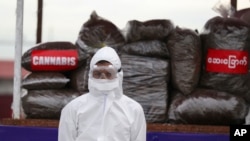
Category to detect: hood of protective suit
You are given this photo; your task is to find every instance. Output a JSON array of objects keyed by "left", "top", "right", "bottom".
[{"left": 88, "top": 46, "right": 123, "bottom": 98}]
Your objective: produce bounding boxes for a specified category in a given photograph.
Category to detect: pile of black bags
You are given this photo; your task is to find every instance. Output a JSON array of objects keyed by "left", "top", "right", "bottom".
[
  {"left": 118, "top": 19, "right": 174, "bottom": 123},
  {"left": 21, "top": 11, "right": 250, "bottom": 125},
  {"left": 21, "top": 42, "right": 88, "bottom": 119}
]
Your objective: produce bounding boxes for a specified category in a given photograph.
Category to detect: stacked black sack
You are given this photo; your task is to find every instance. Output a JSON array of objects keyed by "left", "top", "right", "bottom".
[
  {"left": 21, "top": 41, "right": 88, "bottom": 119},
  {"left": 75, "top": 11, "right": 125, "bottom": 55},
  {"left": 200, "top": 16, "right": 250, "bottom": 103},
  {"left": 165, "top": 26, "right": 208, "bottom": 124},
  {"left": 166, "top": 27, "right": 201, "bottom": 95},
  {"left": 167, "top": 16, "right": 250, "bottom": 125},
  {"left": 119, "top": 19, "right": 174, "bottom": 123},
  {"left": 167, "top": 88, "right": 248, "bottom": 125}
]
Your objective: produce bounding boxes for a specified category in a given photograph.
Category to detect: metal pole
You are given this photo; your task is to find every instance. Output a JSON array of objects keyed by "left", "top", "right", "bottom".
[
  {"left": 36, "top": 0, "right": 43, "bottom": 43},
  {"left": 231, "top": 0, "right": 237, "bottom": 11},
  {"left": 13, "top": 0, "right": 24, "bottom": 119}
]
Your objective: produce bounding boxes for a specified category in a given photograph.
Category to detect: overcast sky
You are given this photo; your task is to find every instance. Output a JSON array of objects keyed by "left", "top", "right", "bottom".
[{"left": 0, "top": 0, "right": 250, "bottom": 60}]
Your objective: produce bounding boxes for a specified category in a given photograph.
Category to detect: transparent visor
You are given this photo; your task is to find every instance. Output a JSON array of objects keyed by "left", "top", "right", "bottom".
[{"left": 91, "top": 65, "right": 117, "bottom": 80}]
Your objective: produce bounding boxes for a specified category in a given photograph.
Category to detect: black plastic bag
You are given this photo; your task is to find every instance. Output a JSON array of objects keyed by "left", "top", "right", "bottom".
[
  {"left": 22, "top": 41, "right": 88, "bottom": 72},
  {"left": 167, "top": 27, "right": 201, "bottom": 95},
  {"left": 200, "top": 16, "right": 250, "bottom": 102},
  {"left": 22, "top": 72, "right": 70, "bottom": 90},
  {"left": 22, "top": 89, "right": 80, "bottom": 119},
  {"left": 123, "top": 19, "right": 174, "bottom": 42},
  {"left": 68, "top": 58, "right": 90, "bottom": 94},
  {"left": 76, "top": 11, "right": 125, "bottom": 54},
  {"left": 118, "top": 40, "right": 169, "bottom": 59},
  {"left": 167, "top": 88, "right": 248, "bottom": 125},
  {"left": 121, "top": 54, "right": 170, "bottom": 123}
]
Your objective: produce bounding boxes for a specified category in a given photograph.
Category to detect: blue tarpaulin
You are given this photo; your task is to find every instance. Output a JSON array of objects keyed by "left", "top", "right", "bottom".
[{"left": 0, "top": 125, "right": 229, "bottom": 141}]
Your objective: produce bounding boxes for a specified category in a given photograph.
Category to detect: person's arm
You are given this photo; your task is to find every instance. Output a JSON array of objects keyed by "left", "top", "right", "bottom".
[
  {"left": 130, "top": 106, "right": 147, "bottom": 141},
  {"left": 58, "top": 105, "right": 77, "bottom": 141}
]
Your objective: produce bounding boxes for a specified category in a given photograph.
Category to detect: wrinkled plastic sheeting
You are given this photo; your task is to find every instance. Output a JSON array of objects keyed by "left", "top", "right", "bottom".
[
  {"left": 76, "top": 11, "right": 125, "bottom": 54},
  {"left": 200, "top": 16, "right": 250, "bottom": 102},
  {"left": 22, "top": 89, "right": 80, "bottom": 119},
  {"left": 245, "top": 108, "right": 250, "bottom": 124},
  {"left": 22, "top": 72, "right": 70, "bottom": 90},
  {"left": 68, "top": 58, "right": 90, "bottom": 94},
  {"left": 118, "top": 40, "right": 169, "bottom": 59},
  {"left": 167, "top": 27, "right": 201, "bottom": 95},
  {"left": 121, "top": 54, "right": 170, "bottom": 123},
  {"left": 123, "top": 19, "right": 174, "bottom": 42},
  {"left": 167, "top": 88, "right": 248, "bottom": 125}
]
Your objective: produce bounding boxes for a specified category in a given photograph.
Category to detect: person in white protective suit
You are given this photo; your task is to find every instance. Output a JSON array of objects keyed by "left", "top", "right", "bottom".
[{"left": 58, "top": 46, "right": 147, "bottom": 141}]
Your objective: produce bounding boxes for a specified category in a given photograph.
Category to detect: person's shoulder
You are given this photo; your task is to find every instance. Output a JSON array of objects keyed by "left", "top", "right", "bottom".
[
  {"left": 122, "top": 94, "right": 143, "bottom": 111},
  {"left": 120, "top": 95, "right": 145, "bottom": 121},
  {"left": 63, "top": 93, "right": 89, "bottom": 110}
]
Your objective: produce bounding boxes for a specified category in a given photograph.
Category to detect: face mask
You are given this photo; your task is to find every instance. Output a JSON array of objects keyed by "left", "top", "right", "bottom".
[{"left": 88, "top": 77, "right": 119, "bottom": 91}]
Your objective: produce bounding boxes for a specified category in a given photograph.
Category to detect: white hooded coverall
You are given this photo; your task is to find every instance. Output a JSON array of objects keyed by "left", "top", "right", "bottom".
[{"left": 58, "top": 47, "right": 147, "bottom": 141}]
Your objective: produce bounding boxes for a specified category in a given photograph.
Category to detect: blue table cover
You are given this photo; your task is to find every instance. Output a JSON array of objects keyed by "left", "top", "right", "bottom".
[{"left": 0, "top": 125, "right": 229, "bottom": 141}]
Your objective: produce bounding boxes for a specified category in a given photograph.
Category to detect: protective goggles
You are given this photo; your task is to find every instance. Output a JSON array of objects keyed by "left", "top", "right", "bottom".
[{"left": 91, "top": 65, "right": 118, "bottom": 80}]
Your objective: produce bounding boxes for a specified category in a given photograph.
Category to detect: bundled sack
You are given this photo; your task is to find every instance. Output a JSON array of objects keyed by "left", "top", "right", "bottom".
[
  {"left": 167, "top": 27, "right": 201, "bottom": 95},
  {"left": 123, "top": 19, "right": 174, "bottom": 42},
  {"left": 200, "top": 16, "right": 250, "bottom": 102},
  {"left": 121, "top": 54, "right": 170, "bottom": 123},
  {"left": 233, "top": 8, "right": 250, "bottom": 25},
  {"left": 167, "top": 88, "right": 249, "bottom": 125},
  {"left": 118, "top": 40, "right": 169, "bottom": 58},
  {"left": 22, "top": 72, "right": 70, "bottom": 90},
  {"left": 68, "top": 58, "right": 90, "bottom": 94},
  {"left": 76, "top": 11, "right": 125, "bottom": 54},
  {"left": 22, "top": 41, "right": 88, "bottom": 72},
  {"left": 22, "top": 89, "right": 80, "bottom": 119}
]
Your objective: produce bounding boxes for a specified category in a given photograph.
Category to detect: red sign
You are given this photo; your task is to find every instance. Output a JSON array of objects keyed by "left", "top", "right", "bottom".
[
  {"left": 206, "top": 49, "right": 248, "bottom": 74},
  {"left": 31, "top": 50, "right": 78, "bottom": 71}
]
